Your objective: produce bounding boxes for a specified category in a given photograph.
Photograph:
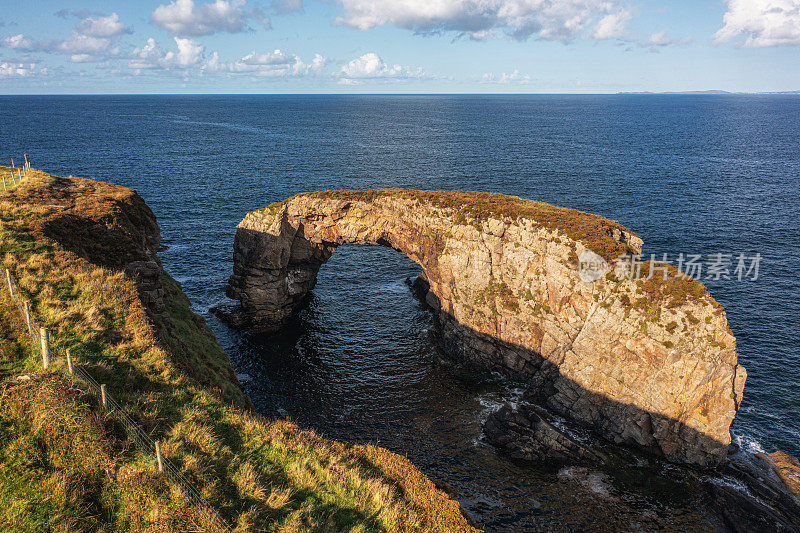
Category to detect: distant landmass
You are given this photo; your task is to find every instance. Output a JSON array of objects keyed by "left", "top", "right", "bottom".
[{"left": 618, "top": 90, "right": 800, "bottom": 95}]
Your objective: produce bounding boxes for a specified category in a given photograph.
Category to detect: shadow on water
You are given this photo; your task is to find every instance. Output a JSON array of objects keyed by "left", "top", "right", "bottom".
[{"left": 222, "top": 244, "right": 725, "bottom": 531}]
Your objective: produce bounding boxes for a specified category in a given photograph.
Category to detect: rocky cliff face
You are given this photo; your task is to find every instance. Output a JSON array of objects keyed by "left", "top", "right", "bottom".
[
  {"left": 227, "top": 190, "right": 746, "bottom": 466},
  {"left": 28, "top": 174, "right": 169, "bottom": 323}
]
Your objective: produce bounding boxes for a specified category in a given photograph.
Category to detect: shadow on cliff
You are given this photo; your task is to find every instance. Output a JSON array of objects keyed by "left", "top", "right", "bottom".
[{"left": 222, "top": 228, "right": 800, "bottom": 529}]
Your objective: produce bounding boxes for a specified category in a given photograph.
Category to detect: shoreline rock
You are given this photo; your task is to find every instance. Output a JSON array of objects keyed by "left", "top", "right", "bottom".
[{"left": 484, "top": 403, "right": 605, "bottom": 463}]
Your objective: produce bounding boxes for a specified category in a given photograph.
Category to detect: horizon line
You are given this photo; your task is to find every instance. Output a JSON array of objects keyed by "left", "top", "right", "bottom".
[{"left": 2, "top": 91, "right": 800, "bottom": 97}]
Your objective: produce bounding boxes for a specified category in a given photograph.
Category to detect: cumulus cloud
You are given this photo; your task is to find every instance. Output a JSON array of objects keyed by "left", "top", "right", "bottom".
[
  {"left": 714, "top": 0, "right": 800, "bottom": 47},
  {"left": 75, "top": 13, "right": 131, "bottom": 38},
  {"left": 0, "top": 61, "right": 44, "bottom": 77},
  {"left": 642, "top": 31, "right": 690, "bottom": 49},
  {"left": 1, "top": 34, "right": 36, "bottom": 51},
  {"left": 592, "top": 9, "right": 631, "bottom": 40},
  {"left": 129, "top": 37, "right": 204, "bottom": 70},
  {"left": 340, "top": 52, "right": 426, "bottom": 81},
  {"left": 1, "top": 33, "right": 112, "bottom": 62},
  {"left": 202, "top": 48, "right": 326, "bottom": 76},
  {"left": 1, "top": 12, "right": 129, "bottom": 63},
  {"left": 57, "top": 34, "right": 111, "bottom": 55},
  {"left": 334, "top": 0, "right": 630, "bottom": 41},
  {"left": 481, "top": 69, "right": 531, "bottom": 83},
  {"left": 151, "top": 0, "right": 269, "bottom": 37}
]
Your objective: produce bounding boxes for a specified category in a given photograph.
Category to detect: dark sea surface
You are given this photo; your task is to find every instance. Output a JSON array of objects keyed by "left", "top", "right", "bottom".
[{"left": 1, "top": 94, "right": 798, "bottom": 531}]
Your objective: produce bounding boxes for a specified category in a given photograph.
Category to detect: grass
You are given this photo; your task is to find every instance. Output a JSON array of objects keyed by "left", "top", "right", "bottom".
[
  {"left": 0, "top": 167, "right": 476, "bottom": 532},
  {"left": 275, "top": 189, "right": 640, "bottom": 262}
]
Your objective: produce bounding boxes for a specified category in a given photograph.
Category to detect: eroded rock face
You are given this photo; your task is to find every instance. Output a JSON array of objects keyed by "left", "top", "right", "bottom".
[{"left": 226, "top": 190, "right": 746, "bottom": 466}]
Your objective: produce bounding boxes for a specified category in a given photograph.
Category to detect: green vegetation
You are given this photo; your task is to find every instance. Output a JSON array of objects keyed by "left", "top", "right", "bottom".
[
  {"left": 286, "top": 189, "right": 639, "bottom": 262},
  {"left": 0, "top": 168, "right": 476, "bottom": 532},
  {"left": 473, "top": 278, "right": 519, "bottom": 314}
]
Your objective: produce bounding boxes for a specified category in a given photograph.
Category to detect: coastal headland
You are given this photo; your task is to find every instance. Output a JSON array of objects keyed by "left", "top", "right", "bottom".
[{"left": 0, "top": 168, "right": 477, "bottom": 531}]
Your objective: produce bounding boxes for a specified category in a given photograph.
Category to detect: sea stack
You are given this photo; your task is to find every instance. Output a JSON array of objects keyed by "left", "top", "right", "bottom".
[{"left": 225, "top": 190, "right": 746, "bottom": 466}]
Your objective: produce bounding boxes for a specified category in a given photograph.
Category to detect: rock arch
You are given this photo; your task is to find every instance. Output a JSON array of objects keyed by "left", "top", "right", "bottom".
[{"left": 226, "top": 190, "right": 746, "bottom": 466}]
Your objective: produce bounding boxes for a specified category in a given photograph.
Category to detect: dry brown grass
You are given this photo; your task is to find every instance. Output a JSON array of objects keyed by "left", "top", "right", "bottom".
[{"left": 296, "top": 189, "right": 639, "bottom": 262}]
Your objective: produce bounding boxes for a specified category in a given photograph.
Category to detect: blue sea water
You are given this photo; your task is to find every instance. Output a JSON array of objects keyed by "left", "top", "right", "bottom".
[{"left": 1, "top": 94, "right": 798, "bottom": 530}]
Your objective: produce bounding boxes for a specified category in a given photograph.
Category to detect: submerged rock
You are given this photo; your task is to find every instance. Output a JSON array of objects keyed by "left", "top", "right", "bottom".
[{"left": 225, "top": 190, "right": 745, "bottom": 466}]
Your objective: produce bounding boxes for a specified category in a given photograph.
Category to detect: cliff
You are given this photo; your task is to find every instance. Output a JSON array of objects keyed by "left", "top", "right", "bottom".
[
  {"left": 227, "top": 190, "right": 745, "bottom": 466},
  {"left": 0, "top": 170, "right": 476, "bottom": 532}
]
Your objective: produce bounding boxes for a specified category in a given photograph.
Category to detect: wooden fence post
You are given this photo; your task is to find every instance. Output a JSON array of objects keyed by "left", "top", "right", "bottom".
[
  {"left": 2, "top": 173, "right": 6, "bottom": 192},
  {"left": 155, "top": 441, "right": 164, "bottom": 472},
  {"left": 100, "top": 384, "right": 108, "bottom": 410},
  {"left": 40, "top": 328, "right": 50, "bottom": 368},
  {"left": 23, "top": 301, "right": 32, "bottom": 334},
  {"left": 66, "top": 348, "right": 74, "bottom": 374},
  {"left": 5, "top": 268, "right": 13, "bottom": 297}
]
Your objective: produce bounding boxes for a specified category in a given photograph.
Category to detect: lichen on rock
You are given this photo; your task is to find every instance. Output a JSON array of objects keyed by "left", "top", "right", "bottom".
[{"left": 226, "top": 189, "right": 747, "bottom": 466}]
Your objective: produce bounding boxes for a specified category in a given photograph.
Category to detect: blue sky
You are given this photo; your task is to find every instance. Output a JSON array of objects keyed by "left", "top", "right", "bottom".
[{"left": 1, "top": 0, "right": 799, "bottom": 94}]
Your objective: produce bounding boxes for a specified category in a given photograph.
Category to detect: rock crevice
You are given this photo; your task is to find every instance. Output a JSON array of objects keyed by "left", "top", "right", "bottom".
[{"left": 226, "top": 190, "right": 746, "bottom": 466}]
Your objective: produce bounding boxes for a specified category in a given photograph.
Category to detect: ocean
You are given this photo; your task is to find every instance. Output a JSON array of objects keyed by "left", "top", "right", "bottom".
[{"left": 2, "top": 94, "right": 798, "bottom": 530}]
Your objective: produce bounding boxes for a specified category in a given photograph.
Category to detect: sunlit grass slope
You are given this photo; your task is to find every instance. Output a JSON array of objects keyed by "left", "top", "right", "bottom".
[{"left": 0, "top": 167, "right": 477, "bottom": 532}]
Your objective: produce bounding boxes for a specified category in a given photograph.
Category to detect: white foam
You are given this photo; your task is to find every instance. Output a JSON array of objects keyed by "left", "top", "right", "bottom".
[
  {"left": 557, "top": 466, "right": 616, "bottom": 500},
  {"left": 734, "top": 433, "right": 766, "bottom": 454}
]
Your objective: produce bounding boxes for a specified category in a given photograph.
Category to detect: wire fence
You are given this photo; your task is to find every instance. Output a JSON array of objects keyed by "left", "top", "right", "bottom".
[
  {"left": 2, "top": 263, "right": 232, "bottom": 533},
  {"left": 2, "top": 155, "right": 30, "bottom": 192}
]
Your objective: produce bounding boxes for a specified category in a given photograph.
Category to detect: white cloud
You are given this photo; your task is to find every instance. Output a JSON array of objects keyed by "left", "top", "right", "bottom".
[
  {"left": 203, "top": 48, "right": 326, "bottom": 77},
  {"left": 340, "top": 52, "right": 426, "bottom": 80},
  {"left": 642, "top": 31, "right": 690, "bottom": 48},
  {"left": 75, "top": 13, "right": 131, "bottom": 38},
  {"left": 57, "top": 34, "right": 111, "bottom": 55},
  {"left": 2, "top": 34, "right": 36, "bottom": 51},
  {"left": 0, "top": 61, "right": 43, "bottom": 77},
  {"left": 714, "top": 0, "right": 800, "bottom": 47},
  {"left": 334, "top": 0, "right": 629, "bottom": 41},
  {"left": 481, "top": 69, "right": 531, "bottom": 83},
  {"left": 592, "top": 9, "right": 631, "bottom": 40},
  {"left": 151, "top": 0, "right": 269, "bottom": 37},
  {"left": 1, "top": 13, "right": 128, "bottom": 63},
  {"left": 129, "top": 37, "right": 204, "bottom": 70}
]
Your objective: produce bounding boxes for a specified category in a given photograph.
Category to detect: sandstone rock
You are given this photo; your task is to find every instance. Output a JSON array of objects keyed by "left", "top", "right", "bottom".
[{"left": 226, "top": 190, "right": 746, "bottom": 466}]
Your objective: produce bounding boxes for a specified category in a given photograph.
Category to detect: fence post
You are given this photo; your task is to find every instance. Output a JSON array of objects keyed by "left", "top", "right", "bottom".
[
  {"left": 40, "top": 328, "right": 50, "bottom": 368},
  {"left": 23, "top": 300, "right": 32, "bottom": 334},
  {"left": 5, "top": 268, "right": 13, "bottom": 297},
  {"left": 100, "top": 384, "right": 108, "bottom": 410},
  {"left": 66, "top": 348, "right": 74, "bottom": 374},
  {"left": 2, "top": 173, "right": 5, "bottom": 192},
  {"left": 155, "top": 441, "right": 164, "bottom": 472}
]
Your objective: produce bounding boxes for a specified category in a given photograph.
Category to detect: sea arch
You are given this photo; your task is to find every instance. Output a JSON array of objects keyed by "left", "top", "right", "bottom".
[{"left": 225, "top": 190, "right": 745, "bottom": 466}]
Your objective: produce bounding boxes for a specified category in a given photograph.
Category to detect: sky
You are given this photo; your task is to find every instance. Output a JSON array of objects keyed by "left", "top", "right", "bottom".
[{"left": 1, "top": 0, "right": 800, "bottom": 94}]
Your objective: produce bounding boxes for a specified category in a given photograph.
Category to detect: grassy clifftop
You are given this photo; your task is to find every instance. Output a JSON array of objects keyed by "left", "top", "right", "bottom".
[
  {"left": 272, "top": 189, "right": 641, "bottom": 262},
  {"left": 0, "top": 168, "right": 476, "bottom": 532}
]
